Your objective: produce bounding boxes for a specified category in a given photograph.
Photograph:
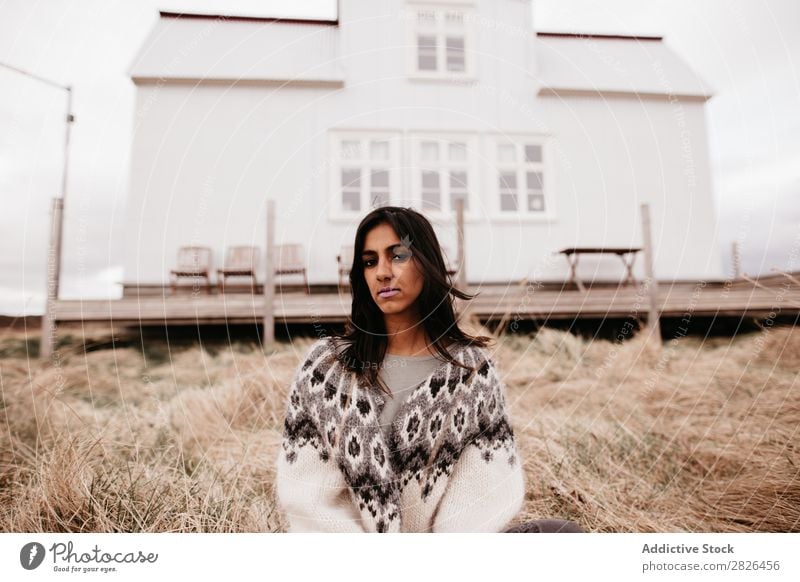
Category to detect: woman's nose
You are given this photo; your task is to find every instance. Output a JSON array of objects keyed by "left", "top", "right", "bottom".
[{"left": 376, "top": 257, "right": 393, "bottom": 280}]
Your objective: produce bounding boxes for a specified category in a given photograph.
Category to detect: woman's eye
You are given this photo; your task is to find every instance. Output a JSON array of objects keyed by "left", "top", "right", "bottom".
[
  {"left": 392, "top": 245, "right": 412, "bottom": 261},
  {"left": 363, "top": 260, "right": 376, "bottom": 268}
]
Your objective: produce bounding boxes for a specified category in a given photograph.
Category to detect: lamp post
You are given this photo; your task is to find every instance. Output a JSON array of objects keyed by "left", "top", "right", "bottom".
[{"left": 0, "top": 61, "right": 74, "bottom": 360}]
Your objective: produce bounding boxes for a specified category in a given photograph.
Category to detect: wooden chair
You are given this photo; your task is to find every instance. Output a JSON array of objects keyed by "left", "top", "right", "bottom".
[
  {"left": 276, "top": 243, "right": 309, "bottom": 294},
  {"left": 337, "top": 245, "right": 354, "bottom": 290},
  {"left": 170, "top": 246, "right": 212, "bottom": 294},
  {"left": 217, "top": 246, "right": 260, "bottom": 293}
]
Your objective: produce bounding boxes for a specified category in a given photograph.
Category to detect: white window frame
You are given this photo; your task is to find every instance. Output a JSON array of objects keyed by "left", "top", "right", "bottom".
[
  {"left": 328, "top": 131, "right": 402, "bottom": 221},
  {"left": 407, "top": 132, "right": 480, "bottom": 222},
  {"left": 405, "top": 1, "right": 477, "bottom": 81},
  {"left": 327, "top": 130, "right": 556, "bottom": 225},
  {"left": 486, "top": 134, "right": 555, "bottom": 222}
]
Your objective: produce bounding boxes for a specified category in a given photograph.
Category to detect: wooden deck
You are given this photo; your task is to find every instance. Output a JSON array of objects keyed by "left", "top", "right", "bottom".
[{"left": 53, "top": 274, "right": 800, "bottom": 326}]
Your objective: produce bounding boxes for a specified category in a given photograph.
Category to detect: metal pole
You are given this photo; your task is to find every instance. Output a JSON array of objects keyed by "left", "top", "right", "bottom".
[
  {"left": 640, "top": 203, "right": 662, "bottom": 344},
  {"left": 41, "top": 88, "right": 73, "bottom": 358},
  {"left": 54, "top": 87, "right": 74, "bottom": 298},
  {"left": 40, "top": 86, "right": 75, "bottom": 358},
  {"left": 0, "top": 61, "right": 66, "bottom": 91},
  {"left": 263, "top": 200, "right": 275, "bottom": 349}
]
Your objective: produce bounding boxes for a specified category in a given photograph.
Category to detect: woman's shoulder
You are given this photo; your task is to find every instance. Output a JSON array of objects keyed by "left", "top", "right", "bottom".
[
  {"left": 296, "top": 337, "right": 339, "bottom": 370},
  {"left": 452, "top": 340, "right": 495, "bottom": 366}
]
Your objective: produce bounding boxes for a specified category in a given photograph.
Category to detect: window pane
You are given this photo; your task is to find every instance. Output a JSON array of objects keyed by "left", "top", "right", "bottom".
[
  {"left": 525, "top": 144, "right": 542, "bottom": 163},
  {"left": 450, "top": 172, "right": 468, "bottom": 212},
  {"left": 341, "top": 169, "right": 360, "bottom": 187},
  {"left": 448, "top": 142, "right": 467, "bottom": 161},
  {"left": 498, "top": 171, "right": 517, "bottom": 190},
  {"left": 526, "top": 171, "right": 543, "bottom": 189},
  {"left": 371, "top": 190, "right": 389, "bottom": 207},
  {"left": 528, "top": 193, "right": 545, "bottom": 212},
  {"left": 446, "top": 36, "right": 465, "bottom": 72},
  {"left": 422, "top": 193, "right": 441, "bottom": 210},
  {"left": 341, "top": 168, "right": 361, "bottom": 211},
  {"left": 371, "top": 169, "right": 389, "bottom": 188},
  {"left": 421, "top": 141, "right": 439, "bottom": 162},
  {"left": 500, "top": 193, "right": 518, "bottom": 211},
  {"left": 343, "top": 191, "right": 360, "bottom": 211},
  {"left": 341, "top": 140, "right": 360, "bottom": 159},
  {"left": 450, "top": 170, "right": 467, "bottom": 188},
  {"left": 418, "top": 54, "right": 437, "bottom": 71},
  {"left": 370, "top": 169, "right": 389, "bottom": 207},
  {"left": 497, "top": 144, "right": 516, "bottom": 163},
  {"left": 417, "top": 35, "right": 437, "bottom": 71},
  {"left": 421, "top": 170, "right": 441, "bottom": 210},
  {"left": 499, "top": 171, "right": 517, "bottom": 212},
  {"left": 422, "top": 170, "right": 440, "bottom": 188},
  {"left": 370, "top": 140, "right": 389, "bottom": 161},
  {"left": 526, "top": 171, "right": 544, "bottom": 212}
]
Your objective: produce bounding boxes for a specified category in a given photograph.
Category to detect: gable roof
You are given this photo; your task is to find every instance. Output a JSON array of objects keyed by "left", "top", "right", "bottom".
[
  {"left": 158, "top": 11, "right": 338, "bottom": 26},
  {"left": 129, "top": 11, "right": 343, "bottom": 86},
  {"left": 535, "top": 32, "right": 713, "bottom": 100}
]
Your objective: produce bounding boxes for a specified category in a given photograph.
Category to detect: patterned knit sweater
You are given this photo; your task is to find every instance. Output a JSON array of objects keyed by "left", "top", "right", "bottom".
[{"left": 275, "top": 337, "right": 526, "bottom": 533}]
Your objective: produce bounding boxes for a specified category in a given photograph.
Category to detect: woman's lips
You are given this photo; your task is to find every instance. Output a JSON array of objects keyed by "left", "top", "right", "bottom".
[{"left": 378, "top": 289, "right": 400, "bottom": 298}]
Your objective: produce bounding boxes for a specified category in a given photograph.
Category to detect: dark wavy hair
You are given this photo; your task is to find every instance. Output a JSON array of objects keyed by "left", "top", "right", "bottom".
[{"left": 330, "top": 206, "right": 491, "bottom": 397}]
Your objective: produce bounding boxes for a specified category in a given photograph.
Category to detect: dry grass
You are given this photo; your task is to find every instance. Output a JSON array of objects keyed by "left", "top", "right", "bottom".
[{"left": 0, "top": 321, "right": 798, "bottom": 532}]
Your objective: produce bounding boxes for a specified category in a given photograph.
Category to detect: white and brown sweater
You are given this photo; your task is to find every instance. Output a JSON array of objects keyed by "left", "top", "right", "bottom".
[{"left": 275, "top": 337, "right": 526, "bottom": 533}]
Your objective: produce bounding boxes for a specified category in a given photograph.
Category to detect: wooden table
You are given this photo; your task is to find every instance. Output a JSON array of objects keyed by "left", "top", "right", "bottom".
[{"left": 558, "top": 247, "right": 641, "bottom": 292}]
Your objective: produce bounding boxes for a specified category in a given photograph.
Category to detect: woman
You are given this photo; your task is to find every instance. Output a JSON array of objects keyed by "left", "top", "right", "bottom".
[{"left": 275, "top": 206, "right": 583, "bottom": 533}]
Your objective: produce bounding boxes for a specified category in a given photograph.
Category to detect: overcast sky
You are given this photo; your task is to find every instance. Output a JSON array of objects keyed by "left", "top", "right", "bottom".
[{"left": 1, "top": 0, "right": 798, "bottom": 315}]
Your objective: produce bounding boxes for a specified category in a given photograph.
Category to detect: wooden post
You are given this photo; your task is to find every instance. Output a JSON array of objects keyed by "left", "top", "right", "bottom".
[
  {"left": 731, "top": 241, "right": 741, "bottom": 280},
  {"left": 455, "top": 198, "right": 467, "bottom": 292},
  {"left": 41, "top": 197, "right": 63, "bottom": 360},
  {"left": 640, "top": 203, "right": 662, "bottom": 344},
  {"left": 262, "top": 200, "right": 275, "bottom": 349}
]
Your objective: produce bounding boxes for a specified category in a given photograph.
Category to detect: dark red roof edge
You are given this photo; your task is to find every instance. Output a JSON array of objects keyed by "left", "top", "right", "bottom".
[
  {"left": 537, "top": 32, "right": 663, "bottom": 42},
  {"left": 159, "top": 11, "right": 339, "bottom": 26}
]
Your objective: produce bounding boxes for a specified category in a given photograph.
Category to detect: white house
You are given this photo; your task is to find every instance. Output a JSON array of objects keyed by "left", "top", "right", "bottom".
[{"left": 122, "top": 0, "right": 725, "bottom": 295}]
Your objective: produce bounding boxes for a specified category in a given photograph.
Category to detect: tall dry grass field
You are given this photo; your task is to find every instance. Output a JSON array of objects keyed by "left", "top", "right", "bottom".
[{"left": 0, "top": 321, "right": 798, "bottom": 532}]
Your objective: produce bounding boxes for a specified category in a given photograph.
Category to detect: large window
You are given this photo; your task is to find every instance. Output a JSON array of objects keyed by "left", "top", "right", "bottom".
[
  {"left": 330, "top": 131, "right": 552, "bottom": 222},
  {"left": 492, "top": 138, "right": 549, "bottom": 217},
  {"left": 409, "top": 134, "right": 476, "bottom": 217},
  {"left": 407, "top": 2, "right": 475, "bottom": 79},
  {"left": 330, "top": 133, "right": 400, "bottom": 216}
]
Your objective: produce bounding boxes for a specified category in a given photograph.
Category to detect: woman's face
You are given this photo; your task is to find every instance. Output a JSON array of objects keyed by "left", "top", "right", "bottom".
[{"left": 362, "top": 222, "right": 425, "bottom": 319}]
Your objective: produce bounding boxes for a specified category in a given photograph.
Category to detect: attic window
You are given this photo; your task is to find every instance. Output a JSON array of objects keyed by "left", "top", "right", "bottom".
[{"left": 409, "top": 4, "right": 474, "bottom": 79}]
